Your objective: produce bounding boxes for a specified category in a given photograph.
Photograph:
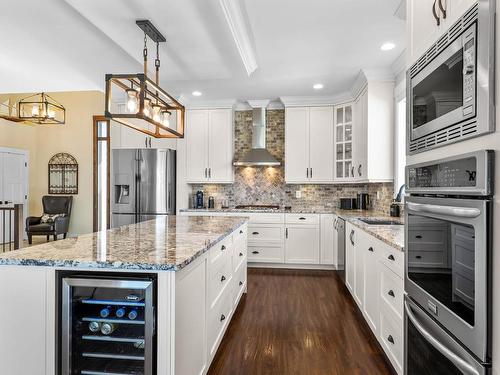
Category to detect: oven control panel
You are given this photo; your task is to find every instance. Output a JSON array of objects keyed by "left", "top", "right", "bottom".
[
  {"left": 406, "top": 150, "right": 493, "bottom": 195},
  {"left": 462, "top": 24, "right": 476, "bottom": 117}
]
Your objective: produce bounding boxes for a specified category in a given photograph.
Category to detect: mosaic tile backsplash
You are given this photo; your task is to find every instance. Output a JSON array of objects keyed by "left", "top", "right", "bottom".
[{"left": 190, "top": 109, "right": 395, "bottom": 214}]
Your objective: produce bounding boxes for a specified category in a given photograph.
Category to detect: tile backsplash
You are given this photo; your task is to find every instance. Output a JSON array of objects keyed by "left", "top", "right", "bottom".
[{"left": 190, "top": 109, "right": 394, "bottom": 213}]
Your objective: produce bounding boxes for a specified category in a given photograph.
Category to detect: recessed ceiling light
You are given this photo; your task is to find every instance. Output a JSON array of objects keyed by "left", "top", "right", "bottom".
[
  {"left": 313, "top": 83, "right": 324, "bottom": 90},
  {"left": 192, "top": 91, "right": 202, "bottom": 96},
  {"left": 380, "top": 42, "right": 396, "bottom": 51}
]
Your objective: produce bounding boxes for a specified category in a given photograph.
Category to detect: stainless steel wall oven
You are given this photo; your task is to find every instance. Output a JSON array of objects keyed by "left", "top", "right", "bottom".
[
  {"left": 407, "top": 0, "right": 495, "bottom": 154},
  {"left": 404, "top": 150, "right": 494, "bottom": 374}
]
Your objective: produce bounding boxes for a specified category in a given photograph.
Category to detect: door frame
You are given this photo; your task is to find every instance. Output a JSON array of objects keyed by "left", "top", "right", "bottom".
[{"left": 92, "top": 116, "right": 110, "bottom": 232}]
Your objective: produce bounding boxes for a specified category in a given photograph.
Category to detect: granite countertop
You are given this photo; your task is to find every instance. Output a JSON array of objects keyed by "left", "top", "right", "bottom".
[
  {"left": 0, "top": 216, "right": 248, "bottom": 271},
  {"left": 181, "top": 208, "right": 404, "bottom": 251}
]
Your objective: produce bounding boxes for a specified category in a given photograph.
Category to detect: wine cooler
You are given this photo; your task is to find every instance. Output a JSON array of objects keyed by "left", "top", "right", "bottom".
[{"left": 58, "top": 273, "right": 156, "bottom": 375}]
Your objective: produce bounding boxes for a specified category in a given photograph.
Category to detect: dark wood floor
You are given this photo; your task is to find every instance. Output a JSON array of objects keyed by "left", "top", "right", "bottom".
[{"left": 207, "top": 268, "right": 395, "bottom": 375}]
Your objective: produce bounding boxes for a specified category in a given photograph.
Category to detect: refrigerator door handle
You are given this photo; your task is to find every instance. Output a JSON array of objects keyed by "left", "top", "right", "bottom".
[{"left": 404, "top": 300, "right": 480, "bottom": 375}]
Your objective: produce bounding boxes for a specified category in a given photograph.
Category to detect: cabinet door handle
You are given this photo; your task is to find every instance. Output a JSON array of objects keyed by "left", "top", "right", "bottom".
[
  {"left": 349, "top": 230, "right": 354, "bottom": 245},
  {"left": 239, "top": 252, "right": 243, "bottom": 257},
  {"left": 221, "top": 275, "right": 226, "bottom": 282},
  {"left": 432, "top": 0, "right": 440, "bottom": 26},
  {"left": 252, "top": 250, "right": 260, "bottom": 254},
  {"left": 388, "top": 290, "right": 395, "bottom": 298},
  {"left": 388, "top": 254, "right": 395, "bottom": 261},
  {"left": 438, "top": 0, "right": 446, "bottom": 19},
  {"left": 415, "top": 235, "right": 423, "bottom": 239},
  {"left": 221, "top": 245, "right": 226, "bottom": 251},
  {"left": 351, "top": 166, "right": 354, "bottom": 177},
  {"left": 368, "top": 246, "right": 374, "bottom": 252},
  {"left": 239, "top": 281, "right": 243, "bottom": 286},
  {"left": 387, "top": 335, "right": 395, "bottom": 345},
  {"left": 358, "top": 164, "right": 362, "bottom": 176},
  {"left": 208, "top": 168, "right": 211, "bottom": 178},
  {"left": 148, "top": 137, "right": 151, "bottom": 148},
  {"left": 285, "top": 228, "right": 289, "bottom": 239},
  {"left": 145, "top": 137, "right": 148, "bottom": 148},
  {"left": 310, "top": 168, "right": 313, "bottom": 178},
  {"left": 204, "top": 168, "right": 208, "bottom": 178},
  {"left": 415, "top": 255, "right": 422, "bottom": 259},
  {"left": 252, "top": 231, "right": 259, "bottom": 235},
  {"left": 306, "top": 168, "right": 309, "bottom": 178},
  {"left": 220, "top": 314, "right": 226, "bottom": 322}
]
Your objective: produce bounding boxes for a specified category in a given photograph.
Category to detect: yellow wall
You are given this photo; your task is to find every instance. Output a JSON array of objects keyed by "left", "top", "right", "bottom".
[{"left": 0, "top": 91, "right": 104, "bottom": 235}]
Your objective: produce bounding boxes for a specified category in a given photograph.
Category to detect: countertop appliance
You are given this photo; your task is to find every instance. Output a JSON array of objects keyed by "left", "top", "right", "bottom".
[
  {"left": 111, "top": 149, "right": 175, "bottom": 228},
  {"left": 196, "top": 191, "right": 204, "bottom": 209},
  {"left": 57, "top": 272, "right": 156, "bottom": 375},
  {"left": 356, "top": 193, "right": 369, "bottom": 210},
  {"left": 407, "top": 0, "right": 495, "bottom": 154},
  {"left": 335, "top": 217, "right": 345, "bottom": 283},
  {"left": 340, "top": 198, "right": 357, "bottom": 210},
  {"left": 404, "top": 150, "right": 494, "bottom": 374}
]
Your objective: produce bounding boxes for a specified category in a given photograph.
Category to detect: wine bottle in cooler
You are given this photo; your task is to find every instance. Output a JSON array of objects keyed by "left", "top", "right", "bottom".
[
  {"left": 99, "top": 306, "right": 112, "bottom": 318},
  {"left": 115, "top": 307, "right": 126, "bottom": 318},
  {"left": 128, "top": 308, "right": 139, "bottom": 320}
]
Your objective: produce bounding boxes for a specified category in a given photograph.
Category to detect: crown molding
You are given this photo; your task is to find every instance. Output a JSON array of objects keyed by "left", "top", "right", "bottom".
[
  {"left": 219, "top": 0, "right": 258, "bottom": 76},
  {"left": 280, "top": 92, "right": 353, "bottom": 107},
  {"left": 351, "top": 68, "right": 396, "bottom": 99},
  {"left": 184, "top": 99, "right": 236, "bottom": 110}
]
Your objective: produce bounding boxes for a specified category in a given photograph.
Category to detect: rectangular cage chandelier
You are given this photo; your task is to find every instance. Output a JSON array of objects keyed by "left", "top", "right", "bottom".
[
  {"left": 105, "top": 20, "right": 185, "bottom": 138},
  {"left": 18, "top": 92, "right": 66, "bottom": 124}
]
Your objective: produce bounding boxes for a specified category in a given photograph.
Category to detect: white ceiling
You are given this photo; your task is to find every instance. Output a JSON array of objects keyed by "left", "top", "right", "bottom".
[{"left": 0, "top": 0, "right": 406, "bottom": 101}]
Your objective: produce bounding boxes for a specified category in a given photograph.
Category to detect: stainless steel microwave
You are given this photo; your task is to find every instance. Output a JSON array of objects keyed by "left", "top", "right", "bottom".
[{"left": 407, "top": 0, "right": 495, "bottom": 154}]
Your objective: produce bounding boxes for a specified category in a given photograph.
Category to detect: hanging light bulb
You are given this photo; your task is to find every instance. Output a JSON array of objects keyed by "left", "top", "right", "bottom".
[
  {"left": 143, "top": 98, "right": 152, "bottom": 117},
  {"left": 161, "top": 109, "right": 171, "bottom": 127},
  {"left": 31, "top": 104, "right": 39, "bottom": 117},
  {"left": 152, "top": 104, "right": 162, "bottom": 123},
  {"left": 47, "top": 109, "right": 56, "bottom": 119},
  {"left": 126, "top": 89, "right": 138, "bottom": 113}
]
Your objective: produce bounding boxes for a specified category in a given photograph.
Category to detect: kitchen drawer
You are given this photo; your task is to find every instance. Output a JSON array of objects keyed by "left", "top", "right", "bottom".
[
  {"left": 209, "top": 236, "right": 232, "bottom": 266},
  {"left": 233, "top": 262, "right": 247, "bottom": 307},
  {"left": 379, "top": 306, "right": 403, "bottom": 375},
  {"left": 247, "top": 245, "right": 284, "bottom": 263},
  {"left": 285, "top": 213, "right": 319, "bottom": 225},
  {"left": 408, "top": 228, "right": 446, "bottom": 243},
  {"left": 380, "top": 244, "right": 404, "bottom": 279},
  {"left": 207, "top": 288, "right": 232, "bottom": 357},
  {"left": 380, "top": 263, "right": 404, "bottom": 320},
  {"left": 408, "top": 250, "right": 447, "bottom": 268},
  {"left": 233, "top": 244, "right": 247, "bottom": 273},
  {"left": 208, "top": 256, "right": 232, "bottom": 308},
  {"left": 248, "top": 225, "right": 283, "bottom": 243},
  {"left": 247, "top": 213, "right": 285, "bottom": 224}
]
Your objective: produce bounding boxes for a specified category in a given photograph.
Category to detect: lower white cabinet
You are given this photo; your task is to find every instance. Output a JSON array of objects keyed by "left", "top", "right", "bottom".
[
  {"left": 285, "top": 225, "right": 320, "bottom": 264},
  {"left": 344, "top": 224, "right": 404, "bottom": 375},
  {"left": 320, "top": 214, "right": 337, "bottom": 266}
]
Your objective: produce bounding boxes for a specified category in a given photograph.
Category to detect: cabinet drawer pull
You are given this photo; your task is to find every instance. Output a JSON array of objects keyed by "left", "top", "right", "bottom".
[
  {"left": 239, "top": 281, "right": 243, "bottom": 286},
  {"left": 285, "top": 228, "right": 289, "bottom": 239},
  {"left": 239, "top": 230, "right": 244, "bottom": 234},
  {"left": 388, "top": 290, "right": 395, "bottom": 298},
  {"left": 239, "top": 252, "right": 244, "bottom": 257},
  {"left": 415, "top": 255, "right": 422, "bottom": 259},
  {"left": 387, "top": 335, "right": 395, "bottom": 344},
  {"left": 349, "top": 230, "right": 355, "bottom": 245},
  {"left": 252, "top": 250, "right": 260, "bottom": 255},
  {"left": 368, "top": 247, "right": 374, "bottom": 252},
  {"left": 358, "top": 164, "right": 362, "bottom": 176},
  {"left": 415, "top": 235, "right": 423, "bottom": 239},
  {"left": 388, "top": 254, "right": 395, "bottom": 261},
  {"left": 299, "top": 217, "right": 306, "bottom": 220},
  {"left": 220, "top": 314, "right": 226, "bottom": 322},
  {"left": 221, "top": 275, "right": 226, "bottom": 282},
  {"left": 252, "top": 231, "right": 259, "bottom": 235},
  {"left": 221, "top": 245, "right": 226, "bottom": 251}
]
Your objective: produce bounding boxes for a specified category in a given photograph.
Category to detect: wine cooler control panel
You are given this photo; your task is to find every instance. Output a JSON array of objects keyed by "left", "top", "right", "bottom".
[{"left": 57, "top": 272, "right": 156, "bottom": 375}]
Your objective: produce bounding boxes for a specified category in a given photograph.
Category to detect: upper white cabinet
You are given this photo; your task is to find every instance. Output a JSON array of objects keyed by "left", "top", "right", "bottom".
[
  {"left": 285, "top": 106, "right": 334, "bottom": 183},
  {"left": 352, "top": 82, "right": 394, "bottom": 183},
  {"left": 110, "top": 122, "right": 177, "bottom": 150},
  {"left": 186, "top": 109, "right": 233, "bottom": 184},
  {"left": 334, "top": 104, "right": 354, "bottom": 181},
  {"left": 407, "top": 0, "right": 476, "bottom": 64}
]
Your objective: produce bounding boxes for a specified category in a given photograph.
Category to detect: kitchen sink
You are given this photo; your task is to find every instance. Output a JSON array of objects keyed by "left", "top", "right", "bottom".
[{"left": 358, "top": 218, "right": 403, "bottom": 226}]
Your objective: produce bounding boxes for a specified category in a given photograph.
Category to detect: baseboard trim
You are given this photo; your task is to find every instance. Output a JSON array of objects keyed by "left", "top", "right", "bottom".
[{"left": 248, "top": 263, "right": 336, "bottom": 270}]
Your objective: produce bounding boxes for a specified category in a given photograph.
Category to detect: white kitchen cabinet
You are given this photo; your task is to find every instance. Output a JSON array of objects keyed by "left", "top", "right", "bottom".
[
  {"left": 345, "top": 222, "right": 356, "bottom": 294},
  {"left": 320, "top": 214, "right": 337, "bottom": 266},
  {"left": 285, "top": 106, "right": 334, "bottom": 183},
  {"left": 334, "top": 104, "right": 354, "bottom": 181},
  {"left": 352, "top": 81, "right": 393, "bottom": 182},
  {"left": 111, "top": 122, "right": 176, "bottom": 150},
  {"left": 362, "top": 234, "right": 380, "bottom": 335},
  {"left": 285, "top": 225, "right": 320, "bottom": 264},
  {"left": 353, "top": 229, "right": 365, "bottom": 307},
  {"left": 186, "top": 109, "right": 233, "bottom": 183}
]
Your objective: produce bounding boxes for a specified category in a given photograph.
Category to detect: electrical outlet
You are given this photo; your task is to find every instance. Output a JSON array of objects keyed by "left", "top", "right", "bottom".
[{"left": 295, "top": 190, "right": 302, "bottom": 199}]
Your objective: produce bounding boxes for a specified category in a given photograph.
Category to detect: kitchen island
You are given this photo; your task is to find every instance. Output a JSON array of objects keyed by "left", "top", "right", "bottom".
[{"left": 0, "top": 215, "right": 248, "bottom": 375}]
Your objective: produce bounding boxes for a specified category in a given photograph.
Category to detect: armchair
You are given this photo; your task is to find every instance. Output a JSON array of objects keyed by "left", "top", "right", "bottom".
[{"left": 26, "top": 196, "right": 73, "bottom": 244}]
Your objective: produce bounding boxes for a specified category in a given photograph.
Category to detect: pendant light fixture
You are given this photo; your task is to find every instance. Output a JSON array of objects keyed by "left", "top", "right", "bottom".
[
  {"left": 17, "top": 92, "right": 66, "bottom": 124},
  {"left": 104, "top": 20, "right": 185, "bottom": 138}
]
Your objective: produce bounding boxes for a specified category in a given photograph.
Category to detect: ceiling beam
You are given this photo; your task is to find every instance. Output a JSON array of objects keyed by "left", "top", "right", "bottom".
[{"left": 219, "top": 0, "right": 258, "bottom": 76}]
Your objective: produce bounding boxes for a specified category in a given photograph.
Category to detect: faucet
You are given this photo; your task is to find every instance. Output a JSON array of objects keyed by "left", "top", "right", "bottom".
[{"left": 395, "top": 184, "right": 406, "bottom": 202}]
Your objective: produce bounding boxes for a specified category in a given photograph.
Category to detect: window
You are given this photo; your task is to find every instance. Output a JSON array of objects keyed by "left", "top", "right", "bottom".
[{"left": 93, "top": 117, "right": 110, "bottom": 232}]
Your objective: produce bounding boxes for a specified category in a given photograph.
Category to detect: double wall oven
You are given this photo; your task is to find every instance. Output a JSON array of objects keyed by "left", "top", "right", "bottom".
[
  {"left": 404, "top": 151, "right": 494, "bottom": 374},
  {"left": 407, "top": 0, "right": 495, "bottom": 154}
]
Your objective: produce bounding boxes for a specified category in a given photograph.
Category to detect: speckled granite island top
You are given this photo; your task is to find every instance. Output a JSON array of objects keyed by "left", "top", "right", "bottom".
[{"left": 0, "top": 216, "right": 248, "bottom": 271}]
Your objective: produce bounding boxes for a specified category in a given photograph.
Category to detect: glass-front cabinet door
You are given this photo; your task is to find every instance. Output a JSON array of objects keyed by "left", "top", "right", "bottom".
[{"left": 334, "top": 104, "right": 353, "bottom": 180}]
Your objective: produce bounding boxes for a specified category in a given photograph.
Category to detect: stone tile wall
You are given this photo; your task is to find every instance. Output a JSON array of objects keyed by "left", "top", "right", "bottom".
[{"left": 190, "top": 109, "right": 394, "bottom": 213}]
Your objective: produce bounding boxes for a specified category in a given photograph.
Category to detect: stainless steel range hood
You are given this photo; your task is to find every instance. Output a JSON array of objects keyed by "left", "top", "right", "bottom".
[{"left": 233, "top": 106, "right": 281, "bottom": 167}]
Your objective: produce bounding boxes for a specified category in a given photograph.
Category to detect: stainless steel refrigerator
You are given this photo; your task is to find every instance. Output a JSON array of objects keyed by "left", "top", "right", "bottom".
[{"left": 111, "top": 149, "right": 176, "bottom": 228}]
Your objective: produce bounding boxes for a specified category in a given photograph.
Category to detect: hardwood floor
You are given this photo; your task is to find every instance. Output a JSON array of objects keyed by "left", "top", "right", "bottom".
[{"left": 208, "top": 268, "right": 395, "bottom": 375}]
